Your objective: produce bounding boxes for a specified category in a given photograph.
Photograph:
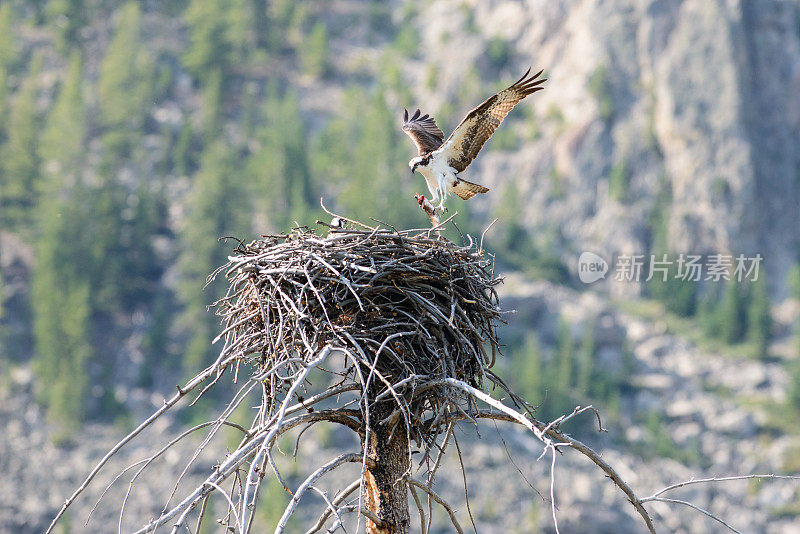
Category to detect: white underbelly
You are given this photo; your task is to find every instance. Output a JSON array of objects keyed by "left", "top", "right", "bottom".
[
  {"left": 418, "top": 166, "right": 439, "bottom": 196},
  {"left": 430, "top": 157, "right": 455, "bottom": 192}
]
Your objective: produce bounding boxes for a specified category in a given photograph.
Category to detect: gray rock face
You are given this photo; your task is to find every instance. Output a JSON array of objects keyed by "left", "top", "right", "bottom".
[{"left": 415, "top": 0, "right": 799, "bottom": 297}]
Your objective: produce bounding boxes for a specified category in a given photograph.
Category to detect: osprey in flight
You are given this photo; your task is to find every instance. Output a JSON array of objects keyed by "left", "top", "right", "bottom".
[{"left": 402, "top": 67, "right": 546, "bottom": 210}]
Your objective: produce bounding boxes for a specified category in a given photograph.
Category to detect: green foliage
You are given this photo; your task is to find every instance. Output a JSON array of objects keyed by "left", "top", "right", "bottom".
[
  {"left": 175, "top": 118, "right": 196, "bottom": 176},
  {"left": 642, "top": 411, "right": 698, "bottom": 463},
  {"left": 794, "top": 262, "right": 800, "bottom": 361},
  {"left": 0, "top": 65, "right": 9, "bottom": 140},
  {"left": 255, "top": 477, "right": 293, "bottom": 529},
  {"left": 487, "top": 38, "right": 512, "bottom": 70},
  {"left": 698, "top": 285, "right": 723, "bottom": 339},
  {"left": 510, "top": 334, "right": 544, "bottom": 406},
  {"left": 334, "top": 86, "right": 420, "bottom": 227},
  {"left": 367, "top": 1, "right": 392, "bottom": 33},
  {"left": 0, "top": 53, "right": 43, "bottom": 229},
  {"left": 0, "top": 3, "right": 16, "bottom": 70},
  {"left": 747, "top": 278, "right": 772, "bottom": 360},
  {"left": 183, "top": 0, "right": 249, "bottom": 81},
  {"left": 554, "top": 318, "right": 574, "bottom": 411},
  {"left": 301, "top": 22, "right": 331, "bottom": 78},
  {"left": 30, "top": 51, "right": 94, "bottom": 431},
  {"left": 646, "top": 260, "right": 697, "bottom": 318},
  {"left": 576, "top": 317, "right": 595, "bottom": 396},
  {"left": 548, "top": 168, "right": 564, "bottom": 200},
  {"left": 32, "top": 185, "right": 93, "bottom": 437},
  {"left": 247, "top": 84, "right": 318, "bottom": 230},
  {"left": 510, "top": 316, "right": 630, "bottom": 425},
  {"left": 46, "top": 0, "right": 87, "bottom": 52},
  {"left": 179, "top": 141, "right": 249, "bottom": 371},
  {"left": 489, "top": 122, "right": 518, "bottom": 151},
  {"left": 98, "top": 2, "right": 152, "bottom": 157},
  {"left": 491, "top": 183, "right": 569, "bottom": 282},
  {"left": 393, "top": 23, "right": 419, "bottom": 57},
  {"left": 249, "top": 0, "right": 271, "bottom": 49},
  {"left": 86, "top": 171, "right": 162, "bottom": 314},
  {"left": 201, "top": 68, "right": 223, "bottom": 139},
  {"left": 425, "top": 64, "right": 438, "bottom": 91},
  {"left": 545, "top": 104, "right": 565, "bottom": 132},
  {"left": 789, "top": 359, "right": 800, "bottom": 417},
  {"left": 720, "top": 280, "right": 746, "bottom": 344},
  {"left": 696, "top": 278, "right": 769, "bottom": 354},
  {"left": 40, "top": 51, "right": 85, "bottom": 174},
  {"left": 608, "top": 158, "right": 630, "bottom": 202},
  {"left": 588, "top": 64, "right": 614, "bottom": 122},
  {"left": 525, "top": 106, "right": 541, "bottom": 141}
]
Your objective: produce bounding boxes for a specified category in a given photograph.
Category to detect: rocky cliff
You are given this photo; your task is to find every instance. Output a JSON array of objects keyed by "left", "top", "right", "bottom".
[{"left": 407, "top": 0, "right": 800, "bottom": 296}]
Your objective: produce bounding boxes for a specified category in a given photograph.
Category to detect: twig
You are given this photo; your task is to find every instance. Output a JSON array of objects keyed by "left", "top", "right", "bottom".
[
  {"left": 407, "top": 477, "right": 464, "bottom": 534},
  {"left": 275, "top": 453, "right": 365, "bottom": 533},
  {"left": 45, "top": 364, "right": 220, "bottom": 534},
  {"left": 642, "top": 474, "right": 800, "bottom": 501},
  {"left": 305, "top": 479, "right": 362, "bottom": 534},
  {"left": 648, "top": 498, "right": 740, "bottom": 533}
]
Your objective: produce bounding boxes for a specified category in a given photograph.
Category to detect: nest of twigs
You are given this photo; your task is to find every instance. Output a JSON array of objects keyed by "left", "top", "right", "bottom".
[
  {"left": 47, "top": 216, "right": 663, "bottom": 534},
  {"left": 211, "top": 219, "right": 503, "bottom": 440}
]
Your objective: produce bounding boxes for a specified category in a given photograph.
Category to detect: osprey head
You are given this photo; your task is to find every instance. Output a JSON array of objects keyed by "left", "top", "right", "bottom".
[{"left": 409, "top": 155, "right": 427, "bottom": 174}]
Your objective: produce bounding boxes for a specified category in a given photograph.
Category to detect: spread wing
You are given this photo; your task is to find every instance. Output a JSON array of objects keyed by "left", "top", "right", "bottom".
[
  {"left": 442, "top": 67, "right": 546, "bottom": 172},
  {"left": 449, "top": 177, "right": 490, "bottom": 200},
  {"left": 402, "top": 108, "right": 444, "bottom": 156}
]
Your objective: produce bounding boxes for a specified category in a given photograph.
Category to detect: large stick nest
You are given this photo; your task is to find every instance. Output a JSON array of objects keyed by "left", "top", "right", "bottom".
[{"left": 212, "top": 222, "right": 504, "bottom": 439}]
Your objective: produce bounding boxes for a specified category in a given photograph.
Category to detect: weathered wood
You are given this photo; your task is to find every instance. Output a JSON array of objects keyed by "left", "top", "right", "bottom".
[{"left": 362, "top": 401, "right": 410, "bottom": 534}]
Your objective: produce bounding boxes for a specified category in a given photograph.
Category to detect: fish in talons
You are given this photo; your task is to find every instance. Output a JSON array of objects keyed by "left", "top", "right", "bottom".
[{"left": 415, "top": 193, "right": 441, "bottom": 226}]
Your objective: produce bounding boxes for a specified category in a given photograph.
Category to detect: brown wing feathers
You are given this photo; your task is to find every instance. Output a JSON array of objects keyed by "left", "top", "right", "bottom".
[
  {"left": 444, "top": 67, "right": 546, "bottom": 172},
  {"left": 402, "top": 108, "right": 444, "bottom": 156},
  {"left": 451, "top": 178, "right": 490, "bottom": 200}
]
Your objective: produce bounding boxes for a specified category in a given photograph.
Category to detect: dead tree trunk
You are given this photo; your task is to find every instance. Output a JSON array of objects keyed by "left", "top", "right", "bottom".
[{"left": 362, "top": 399, "right": 410, "bottom": 534}]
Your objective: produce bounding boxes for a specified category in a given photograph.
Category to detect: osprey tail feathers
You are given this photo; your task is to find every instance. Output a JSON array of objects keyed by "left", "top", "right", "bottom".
[{"left": 449, "top": 178, "right": 490, "bottom": 200}]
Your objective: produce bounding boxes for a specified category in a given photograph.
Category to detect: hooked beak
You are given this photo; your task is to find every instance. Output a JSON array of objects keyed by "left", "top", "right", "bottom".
[{"left": 410, "top": 165, "right": 416, "bottom": 175}]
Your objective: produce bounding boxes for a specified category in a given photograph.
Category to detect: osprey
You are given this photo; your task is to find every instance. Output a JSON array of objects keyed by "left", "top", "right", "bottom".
[{"left": 402, "top": 67, "right": 546, "bottom": 210}]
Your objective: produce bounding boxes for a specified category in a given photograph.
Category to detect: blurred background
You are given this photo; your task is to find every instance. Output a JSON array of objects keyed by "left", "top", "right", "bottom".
[{"left": 1, "top": 0, "right": 799, "bottom": 532}]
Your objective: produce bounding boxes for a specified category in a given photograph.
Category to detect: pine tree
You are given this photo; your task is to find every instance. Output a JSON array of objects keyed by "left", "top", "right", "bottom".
[
  {"left": 97, "top": 2, "right": 152, "bottom": 157},
  {"left": 789, "top": 359, "right": 800, "bottom": 416},
  {"left": 0, "top": 3, "right": 14, "bottom": 139},
  {"left": 747, "top": 278, "right": 771, "bottom": 360},
  {"left": 511, "top": 334, "right": 543, "bottom": 406},
  {"left": 549, "top": 318, "right": 575, "bottom": 417},
  {"left": 183, "top": 0, "right": 248, "bottom": 82},
  {"left": 32, "top": 183, "right": 93, "bottom": 438},
  {"left": 28, "top": 46, "right": 92, "bottom": 436},
  {"left": 720, "top": 280, "right": 746, "bottom": 344},
  {"left": 608, "top": 158, "right": 630, "bottom": 202},
  {"left": 40, "top": 51, "right": 85, "bottom": 177},
  {"left": 179, "top": 141, "right": 249, "bottom": 371},
  {"left": 576, "top": 318, "right": 596, "bottom": 397},
  {"left": 175, "top": 117, "right": 196, "bottom": 177},
  {"left": 0, "top": 65, "right": 8, "bottom": 145},
  {"left": 301, "top": 22, "right": 330, "bottom": 78},
  {"left": 0, "top": 4, "right": 15, "bottom": 70},
  {"left": 45, "top": 0, "right": 87, "bottom": 52},
  {"left": 200, "top": 68, "right": 223, "bottom": 139},
  {"left": 0, "top": 53, "right": 43, "bottom": 229},
  {"left": 247, "top": 84, "right": 317, "bottom": 230},
  {"left": 556, "top": 319, "right": 574, "bottom": 394},
  {"left": 494, "top": 182, "right": 530, "bottom": 256},
  {"left": 249, "top": 0, "right": 271, "bottom": 49},
  {"left": 338, "top": 88, "right": 418, "bottom": 227}
]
